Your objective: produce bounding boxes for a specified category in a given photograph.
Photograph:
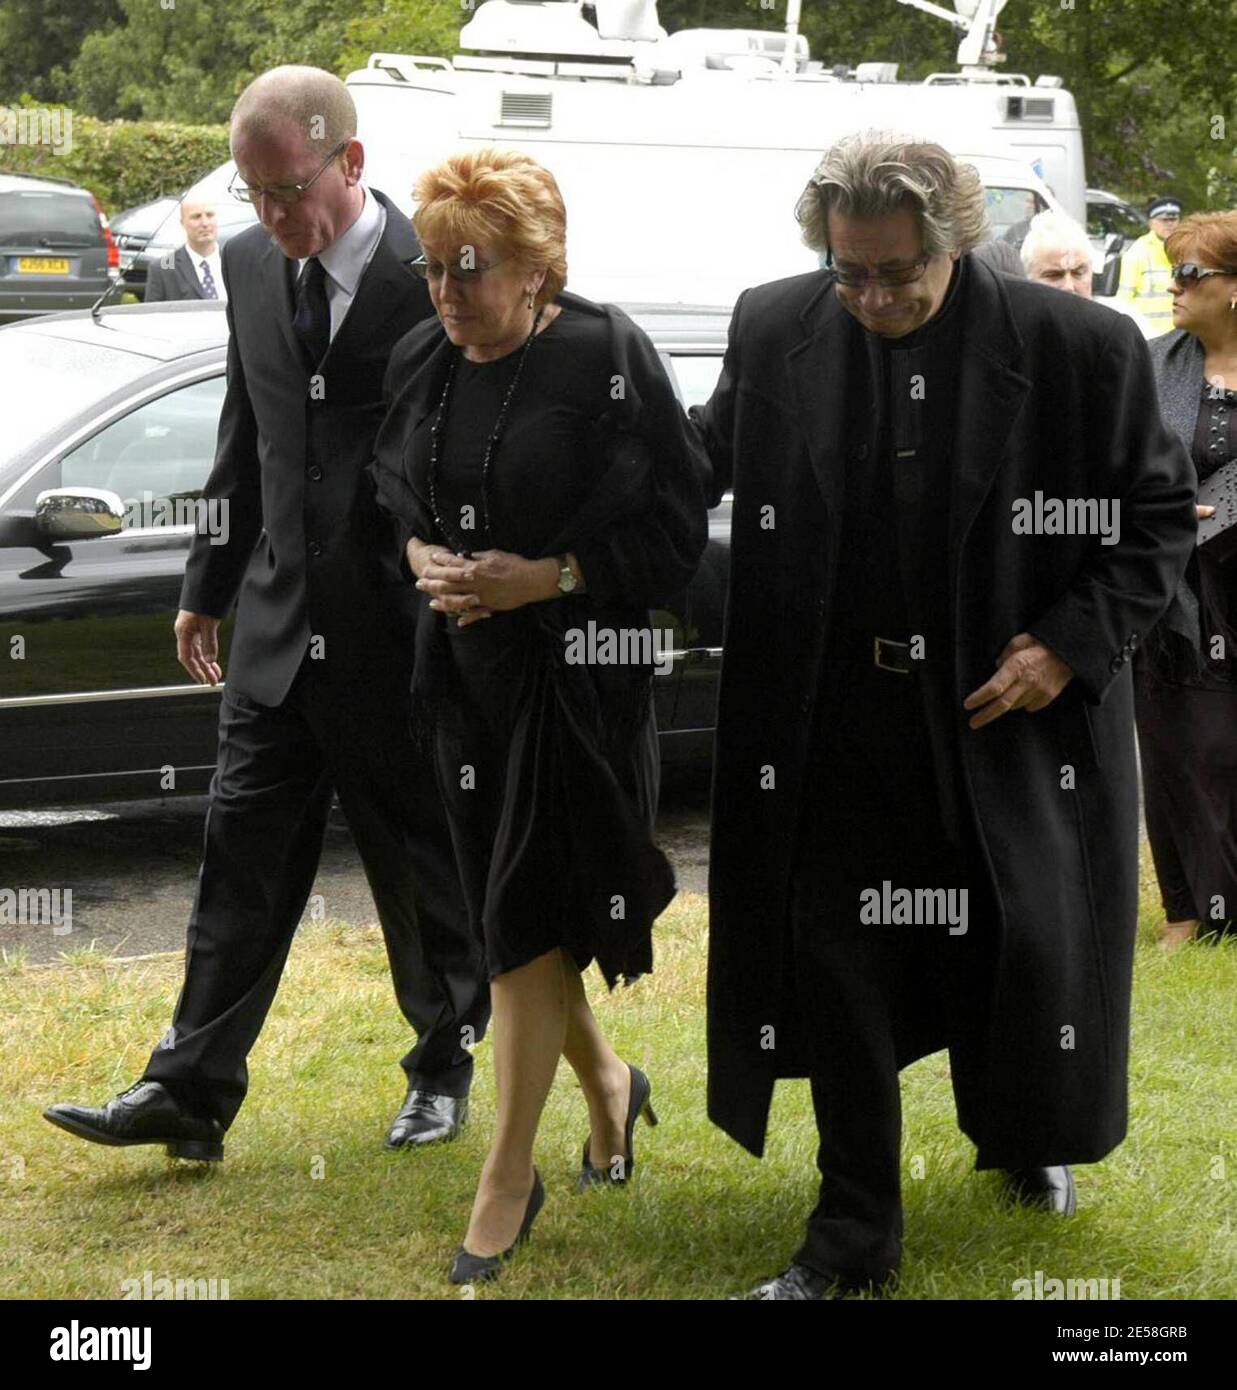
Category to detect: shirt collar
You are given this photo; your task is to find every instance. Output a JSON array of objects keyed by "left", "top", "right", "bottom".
[{"left": 298, "top": 185, "right": 384, "bottom": 296}]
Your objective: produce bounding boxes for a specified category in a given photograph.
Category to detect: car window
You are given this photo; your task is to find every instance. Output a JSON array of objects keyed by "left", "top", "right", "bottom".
[
  {"left": 1089, "top": 202, "right": 1146, "bottom": 241},
  {"left": 0, "top": 191, "right": 100, "bottom": 247},
  {"left": 54, "top": 375, "right": 225, "bottom": 529},
  {"left": 985, "top": 186, "right": 1047, "bottom": 242},
  {"left": 668, "top": 354, "right": 724, "bottom": 409},
  {"left": 0, "top": 335, "right": 155, "bottom": 461}
]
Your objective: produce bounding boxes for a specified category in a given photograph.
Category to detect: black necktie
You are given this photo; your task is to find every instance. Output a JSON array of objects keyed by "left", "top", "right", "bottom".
[{"left": 292, "top": 256, "right": 330, "bottom": 365}]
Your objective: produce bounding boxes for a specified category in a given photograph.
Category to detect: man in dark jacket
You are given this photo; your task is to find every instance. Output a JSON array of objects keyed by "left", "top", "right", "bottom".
[
  {"left": 692, "top": 133, "right": 1196, "bottom": 1299},
  {"left": 44, "top": 66, "right": 486, "bottom": 1162},
  {"left": 144, "top": 200, "right": 227, "bottom": 303}
]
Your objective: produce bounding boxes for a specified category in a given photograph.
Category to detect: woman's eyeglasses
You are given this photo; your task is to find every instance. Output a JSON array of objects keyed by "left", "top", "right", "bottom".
[
  {"left": 1170, "top": 262, "right": 1237, "bottom": 287},
  {"left": 410, "top": 253, "right": 513, "bottom": 285},
  {"left": 228, "top": 142, "right": 349, "bottom": 206},
  {"left": 824, "top": 251, "right": 932, "bottom": 289}
]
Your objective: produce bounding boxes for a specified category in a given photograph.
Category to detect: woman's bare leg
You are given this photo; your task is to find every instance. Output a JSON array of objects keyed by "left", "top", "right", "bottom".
[
  {"left": 559, "top": 962, "right": 638, "bottom": 1172},
  {"left": 462, "top": 947, "right": 566, "bottom": 1257}
]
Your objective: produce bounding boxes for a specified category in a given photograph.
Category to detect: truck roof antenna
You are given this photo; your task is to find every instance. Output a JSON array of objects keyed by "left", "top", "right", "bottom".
[{"left": 893, "top": 0, "right": 1008, "bottom": 68}]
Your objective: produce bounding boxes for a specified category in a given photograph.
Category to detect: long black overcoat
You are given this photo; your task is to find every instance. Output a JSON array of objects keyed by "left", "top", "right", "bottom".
[{"left": 692, "top": 257, "right": 1197, "bottom": 1166}]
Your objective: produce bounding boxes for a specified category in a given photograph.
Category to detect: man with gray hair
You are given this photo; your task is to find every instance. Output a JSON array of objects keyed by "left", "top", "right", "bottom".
[
  {"left": 1020, "top": 209, "right": 1094, "bottom": 297},
  {"left": 46, "top": 66, "right": 487, "bottom": 1162},
  {"left": 694, "top": 131, "right": 1196, "bottom": 1298}
]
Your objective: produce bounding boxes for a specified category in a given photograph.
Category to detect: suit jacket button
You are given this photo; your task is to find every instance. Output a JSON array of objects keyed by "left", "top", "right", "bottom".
[
  {"left": 308, "top": 466, "right": 323, "bottom": 481},
  {"left": 308, "top": 541, "right": 322, "bottom": 557},
  {"left": 1129, "top": 632, "right": 1140, "bottom": 648},
  {"left": 800, "top": 695, "right": 812, "bottom": 712},
  {"left": 856, "top": 443, "right": 870, "bottom": 460}
]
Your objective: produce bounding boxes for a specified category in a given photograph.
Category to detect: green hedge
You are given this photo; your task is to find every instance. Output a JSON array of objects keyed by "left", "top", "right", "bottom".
[{"left": 0, "top": 111, "right": 229, "bottom": 216}]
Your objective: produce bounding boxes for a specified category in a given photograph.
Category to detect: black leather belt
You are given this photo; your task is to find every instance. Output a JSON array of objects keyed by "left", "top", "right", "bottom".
[{"left": 827, "top": 627, "right": 916, "bottom": 675}]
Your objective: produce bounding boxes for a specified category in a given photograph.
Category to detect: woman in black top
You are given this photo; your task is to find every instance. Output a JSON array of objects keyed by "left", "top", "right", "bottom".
[
  {"left": 1139, "top": 211, "right": 1237, "bottom": 948},
  {"left": 370, "top": 148, "right": 708, "bottom": 1281}
]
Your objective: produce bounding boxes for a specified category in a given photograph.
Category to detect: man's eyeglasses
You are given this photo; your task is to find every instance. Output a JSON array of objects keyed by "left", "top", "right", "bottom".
[
  {"left": 228, "top": 141, "right": 349, "bottom": 206},
  {"left": 1170, "top": 262, "right": 1237, "bottom": 287},
  {"left": 410, "top": 253, "right": 513, "bottom": 285},
  {"left": 824, "top": 251, "right": 932, "bottom": 289}
]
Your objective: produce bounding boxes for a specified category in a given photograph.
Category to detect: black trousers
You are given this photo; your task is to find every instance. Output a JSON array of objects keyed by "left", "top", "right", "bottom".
[
  {"left": 789, "top": 655, "right": 996, "bottom": 1288},
  {"left": 1134, "top": 667, "right": 1237, "bottom": 936},
  {"left": 143, "top": 654, "right": 488, "bottom": 1127}
]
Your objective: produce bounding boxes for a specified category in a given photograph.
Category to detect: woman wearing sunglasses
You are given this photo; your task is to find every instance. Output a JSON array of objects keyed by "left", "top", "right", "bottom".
[
  {"left": 1138, "top": 210, "right": 1237, "bottom": 947},
  {"left": 369, "top": 147, "right": 708, "bottom": 1283}
]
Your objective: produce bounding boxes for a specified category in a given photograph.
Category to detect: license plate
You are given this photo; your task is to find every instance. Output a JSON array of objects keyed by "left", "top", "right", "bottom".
[{"left": 17, "top": 257, "right": 70, "bottom": 274}]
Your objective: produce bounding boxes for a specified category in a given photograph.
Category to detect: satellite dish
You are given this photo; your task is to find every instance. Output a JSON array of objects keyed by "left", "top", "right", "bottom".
[{"left": 953, "top": 0, "right": 1009, "bottom": 18}]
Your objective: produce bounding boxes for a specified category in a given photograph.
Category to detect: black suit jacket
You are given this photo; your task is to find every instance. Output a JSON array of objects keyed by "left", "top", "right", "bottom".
[
  {"left": 180, "top": 188, "right": 433, "bottom": 704},
  {"left": 145, "top": 246, "right": 214, "bottom": 302}
]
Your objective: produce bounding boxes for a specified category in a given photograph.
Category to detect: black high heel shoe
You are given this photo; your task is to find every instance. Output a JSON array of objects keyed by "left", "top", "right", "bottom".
[
  {"left": 577, "top": 1063, "right": 658, "bottom": 1191},
  {"left": 448, "top": 1169, "right": 545, "bottom": 1285}
]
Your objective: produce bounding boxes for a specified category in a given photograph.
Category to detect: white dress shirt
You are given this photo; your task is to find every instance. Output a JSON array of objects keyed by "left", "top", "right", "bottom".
[
  {"left": 296, "top": 185, "right": 387, "bottom": 341},
  {"left": 191, "top": 248, "right": 227, "bottom": 302}
]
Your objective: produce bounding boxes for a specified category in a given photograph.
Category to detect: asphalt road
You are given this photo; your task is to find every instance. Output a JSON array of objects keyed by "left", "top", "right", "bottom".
[{"left": 0, "top": 768, "right": 712, "bottom": 967}]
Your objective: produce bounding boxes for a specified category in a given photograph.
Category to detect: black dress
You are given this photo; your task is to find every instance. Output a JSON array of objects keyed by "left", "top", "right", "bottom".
[
  {"left": 1134, "top": 379, "right": 1237, "bottom": 938},
  {"left": 369, "top": 293, "right": 710, "bottom": 984}
]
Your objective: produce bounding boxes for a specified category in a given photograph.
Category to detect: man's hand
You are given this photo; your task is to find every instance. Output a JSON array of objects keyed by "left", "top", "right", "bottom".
[
  {"left": 175, "top": 611, "right": 222, "bottom": 685},
  {"left": 1197, "top": 504, "right": 1216, "bottom": 521},
  {"left": 963, "top": 632, "right": 1073, "bottom": 730},
  {"left": 415, "top": 548, "right": 559, "bottom": 628}
]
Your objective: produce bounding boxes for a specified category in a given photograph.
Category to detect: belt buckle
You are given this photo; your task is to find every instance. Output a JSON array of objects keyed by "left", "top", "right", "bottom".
[{"left": 873, "top": 636, "right": 911, "bottom": 675}]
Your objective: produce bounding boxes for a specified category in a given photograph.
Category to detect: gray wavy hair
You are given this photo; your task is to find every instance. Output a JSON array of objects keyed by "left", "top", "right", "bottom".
[{"left": 796, "top": 131, "right": 990, "bottom": 259}]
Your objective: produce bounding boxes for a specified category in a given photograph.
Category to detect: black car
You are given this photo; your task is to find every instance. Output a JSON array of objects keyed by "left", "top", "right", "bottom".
[
  {"left": 0, "top": 300, "right": 729, "bottom": 809},
  {"left": 0, "top": 171, "right": 118, "bottom": 324},
  {"left": 109, "top": 195, "right": 181, "bottom": 280}
]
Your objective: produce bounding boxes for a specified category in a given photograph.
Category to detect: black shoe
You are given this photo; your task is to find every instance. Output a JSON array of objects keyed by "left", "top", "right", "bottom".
[
  {"left": 448, "top": 1170, "right": 545, "bottom": 1284},
  {"left": 1001, "top": 1165, "right": 1077, "bottom": 1215},
  {"left": 576, "top": 1063, "right": 658, "bottom": 1191},
  {"left": 731, "top": 1263, "right": 851, "bottom": 1300},
  {"left": 43, "top": 1081, "right": 224, "bottom": 1161},
  {"left": 385, "top": 1088, "right": 468, "bottom": 1149}
]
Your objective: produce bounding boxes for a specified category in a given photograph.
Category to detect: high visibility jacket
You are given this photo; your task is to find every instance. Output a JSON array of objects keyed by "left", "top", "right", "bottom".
[{"left": 1117, "top": 229, "right": 1175, "bottom": 331}]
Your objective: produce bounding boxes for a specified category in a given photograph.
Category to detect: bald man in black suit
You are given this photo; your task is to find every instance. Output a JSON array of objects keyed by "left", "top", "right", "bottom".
[{"left": 46, "top": 66, "right": 487, "bottom": 1161}]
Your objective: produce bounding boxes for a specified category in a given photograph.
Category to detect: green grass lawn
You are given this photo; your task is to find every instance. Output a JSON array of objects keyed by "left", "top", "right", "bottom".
[{"left": 1, "top": 881, "right": 1233, "bottom": 1301}]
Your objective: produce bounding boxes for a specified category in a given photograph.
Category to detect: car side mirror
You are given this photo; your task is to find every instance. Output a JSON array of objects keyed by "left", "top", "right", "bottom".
[{"left": 35, "top": 487, "right": 125, "bottom": 540}]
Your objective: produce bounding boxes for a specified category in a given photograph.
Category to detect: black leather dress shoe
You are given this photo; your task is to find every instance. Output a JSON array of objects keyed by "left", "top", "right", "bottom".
[
  {"left": 1001, "top": 1165, "right": 1077, "bottom": 1215},
  {"left": 448, "top": 1170, "right": 545, "bottom": 1285},
  {"left": 43, "top": 1081, "right": 224, "bottom": 1161},
  {"left": 731, "top": 1263, "right": 851, "bottom": 1301},
  {"left": 384, "top": 1088, "right": 468, "bottom": 1149}
]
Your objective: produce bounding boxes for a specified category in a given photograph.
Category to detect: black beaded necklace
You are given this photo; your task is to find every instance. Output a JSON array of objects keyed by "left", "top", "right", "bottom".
[{"left": 427, "top": 306, "right": 544, "bottom": 556}]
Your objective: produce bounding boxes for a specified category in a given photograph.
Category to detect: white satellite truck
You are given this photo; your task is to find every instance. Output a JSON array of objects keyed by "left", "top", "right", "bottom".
[{"left": 343, "top": 0, "right": 1089, "bottom": 305}]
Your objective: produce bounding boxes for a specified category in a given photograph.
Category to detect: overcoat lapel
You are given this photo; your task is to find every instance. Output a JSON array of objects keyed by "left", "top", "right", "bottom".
[
  {"left": 947, "top": 264, "right": 1032, "bottom": 590},
  {"left": 782, "top": 261, "right": 1033, "bottom": 616}
]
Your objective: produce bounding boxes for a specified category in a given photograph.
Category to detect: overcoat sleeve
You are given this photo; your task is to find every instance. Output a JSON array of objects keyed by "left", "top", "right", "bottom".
[
  {"left": 568, "top": 308, "right": 710, "bottom": 608},
  {"left": 179, "top": 245, "right": 262, "bottom": 618},
  {"left": 686, "top": 287, "right": 751, "bottom": 508},
  {"left": 1026, "top": 314, "right": 1196, "bottom": 702},
  {"left": 368, "top": 327, "right": 441, "bottom": 585}
]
